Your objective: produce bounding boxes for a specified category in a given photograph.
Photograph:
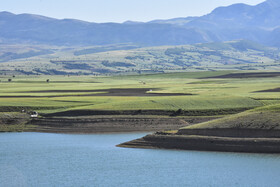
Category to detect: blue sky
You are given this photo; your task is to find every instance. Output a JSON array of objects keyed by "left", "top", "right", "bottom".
[{"left": 1, "top": 0, "right": 265, "bottom": 23}]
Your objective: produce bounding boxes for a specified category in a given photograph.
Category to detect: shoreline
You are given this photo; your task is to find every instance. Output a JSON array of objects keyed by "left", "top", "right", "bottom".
[
  {"left": 24, "top": 115, "right": 218, "bottom": 134},
  {"left": 118, "top": 133, "right": 280, "bottom": 154},
  {"left": 3, "top": 112, "right": 280, "bottom": 154},
  {"left": 0, "top": 110, "right": 221, "bottom": 133}
]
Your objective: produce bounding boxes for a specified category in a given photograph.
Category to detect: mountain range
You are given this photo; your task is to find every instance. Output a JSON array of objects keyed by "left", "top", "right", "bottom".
[{"left": 0, "top": 0, "right": 280, "bottom": 47}]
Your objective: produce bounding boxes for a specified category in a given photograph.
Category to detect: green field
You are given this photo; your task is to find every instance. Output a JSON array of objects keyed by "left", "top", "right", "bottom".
[
  {"left": 1, "top": 70, "right": 280, "bottom": 132},
  {"left": 1, "top": 71, "right": 280, "bottom": 115}
]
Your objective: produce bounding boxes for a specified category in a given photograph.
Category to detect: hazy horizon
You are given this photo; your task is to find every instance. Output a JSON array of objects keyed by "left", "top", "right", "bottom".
[{"left": 1, "top": 0, "right": 265, "bottom": 23}]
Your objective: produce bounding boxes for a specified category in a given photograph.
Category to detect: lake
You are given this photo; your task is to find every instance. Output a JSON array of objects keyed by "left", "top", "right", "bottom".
[{"left": 1, "top": 132, "right": 280, "bottom": 187}]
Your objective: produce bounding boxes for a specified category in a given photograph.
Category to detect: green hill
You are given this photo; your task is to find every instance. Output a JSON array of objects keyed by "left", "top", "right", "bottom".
[
  {"left": 180, "top": 104, "right": 280, "bottom": 130},
  {"left": 1, "top": 40, "right": 279, "bottom": 75}
]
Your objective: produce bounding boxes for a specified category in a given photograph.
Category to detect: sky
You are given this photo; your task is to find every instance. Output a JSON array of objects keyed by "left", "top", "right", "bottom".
[{"left": 1, "top": 0, "right": 265, "bottom": 23}]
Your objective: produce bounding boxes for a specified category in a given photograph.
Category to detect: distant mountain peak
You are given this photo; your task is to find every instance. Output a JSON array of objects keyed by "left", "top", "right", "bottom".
[
  {"left": 0, "top": 11, "right": 14, "bottom": 14},
  {"left": 0, "top": 11, "right": 15, "bottom": 17},
  {"left": 210, "top": 3, "right": 252, "bottom": 17}
]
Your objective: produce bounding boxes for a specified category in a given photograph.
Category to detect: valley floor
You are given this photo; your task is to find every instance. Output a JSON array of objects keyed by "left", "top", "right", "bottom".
[{"left": 1, "top": 71, "right": 280, "bottom": 153}]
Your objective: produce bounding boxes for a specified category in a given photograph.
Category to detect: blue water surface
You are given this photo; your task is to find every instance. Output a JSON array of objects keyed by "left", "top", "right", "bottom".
[{"left": 1, "top": 132, "right": 280, "bottom": 187}]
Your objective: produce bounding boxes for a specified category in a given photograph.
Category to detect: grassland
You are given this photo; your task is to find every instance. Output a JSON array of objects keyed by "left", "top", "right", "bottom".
[
  {"left": 117, "top": 72, "right": 280, "bottom": 153},
  {"left": 180, "top": 104, "right": 280, "bottom": 130},
  {"left": 1, "top": 70, "right": 280, "bottom": 133},
  {"left": 1, "top": 71, "right": 280, "bottom": 113}
]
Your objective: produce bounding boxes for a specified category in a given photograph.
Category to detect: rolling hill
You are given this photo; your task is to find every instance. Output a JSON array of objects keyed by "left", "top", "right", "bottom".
[{"left": 0, "top": 40, "right": 279, "bottom": 75}]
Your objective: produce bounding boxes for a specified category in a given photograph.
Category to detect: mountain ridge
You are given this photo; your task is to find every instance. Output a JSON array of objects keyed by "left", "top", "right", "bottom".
[{"left": 0, "top": 0, "right": 279, "bottom": 47}]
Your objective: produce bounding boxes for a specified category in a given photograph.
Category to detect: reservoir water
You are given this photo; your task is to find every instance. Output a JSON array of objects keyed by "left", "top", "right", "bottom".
[{"left": 1, "top": 132, "right": 280, "bottom": 187}]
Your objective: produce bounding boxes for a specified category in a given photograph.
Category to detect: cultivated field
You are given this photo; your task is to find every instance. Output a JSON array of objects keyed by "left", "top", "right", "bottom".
[{"left": 1, "top": 70, "right": 280, "bottom": 132}]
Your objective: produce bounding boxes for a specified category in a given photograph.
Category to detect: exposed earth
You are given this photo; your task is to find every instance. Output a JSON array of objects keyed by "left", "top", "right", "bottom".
[
  {"left": 1, "top": 88, "right": 192, "bottom": 98},
  {"left": 29, "top": 116, "right": 218, "bottom": 134},
  {"left": 203, "top": 72, "right": 280, "bottom": 79}
]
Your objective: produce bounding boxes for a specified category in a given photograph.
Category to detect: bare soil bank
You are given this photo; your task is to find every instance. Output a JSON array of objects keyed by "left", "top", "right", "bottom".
[
  {"left": 118, "top": 134, "right": 280, "bottom": 153},
  {"left": 28, "top": 116, "right": 217, "bottom": 133},
  {"left": 178, "top": 128, "right": 280, "bottom": 138},
  {"left": 2, "top": 88, "right": 192, "bottom": 98},
  {"left": 119, "top": 110, "right": 280, "bottom": 153},
  {"left": 119, "top": 126, "right": 280, "bottom": 153}
]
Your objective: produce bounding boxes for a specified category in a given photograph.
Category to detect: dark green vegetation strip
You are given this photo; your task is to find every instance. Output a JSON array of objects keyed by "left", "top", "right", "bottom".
[
  {"left": 254, "top": 88, "right": 280, "bottom": 93},
  {"left": 0, "top": 106, "right": 65, "bottom": 112},
  {"left": 43, "top": 108, "right": 252, "bottom": 117},
  {"left": 3, "top": 88, "right": 193, "bottom": 97},
  {"left": 201, "top": 72, "right": 280, "bottom": 79}
]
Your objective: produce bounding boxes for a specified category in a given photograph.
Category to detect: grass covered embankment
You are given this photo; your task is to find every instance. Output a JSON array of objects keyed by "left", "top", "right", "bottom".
[
  {"left": 119, "top": 104, "right": 280, "bottom": 153},
  {"left": 178, "top": 105, "right": 280, "bottom": 138},
  {"left": 0, "top": 112, "right": 35, "bottom": 132}
]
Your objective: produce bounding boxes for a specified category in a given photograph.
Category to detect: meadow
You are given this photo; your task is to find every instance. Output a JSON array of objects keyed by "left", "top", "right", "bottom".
[{"left": 1, "top": 71, "right": 280, "bottom": 116}]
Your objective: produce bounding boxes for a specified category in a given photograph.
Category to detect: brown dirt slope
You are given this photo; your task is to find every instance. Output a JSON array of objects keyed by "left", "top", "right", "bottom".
[
  {"left": 118, "top": 134, "right": 280, "bottom": 153},
  {"left": 28, "top": 116, "right": 217, "bottom": 133},
  {"left": 118, "top": 105, "right": 280, "bottom": 153}
]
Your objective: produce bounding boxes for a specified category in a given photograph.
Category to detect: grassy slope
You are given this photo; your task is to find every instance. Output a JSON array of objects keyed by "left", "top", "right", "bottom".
[
  {"left": 0, "top": 112, "right": 35, "bottom": 132},
  {"left": 181, "top": 104, "right": 280, "bottom": 130},
  {"left": 1, "top": 40, "right": 280, "bottom": 75},
  {"left": 72, "top": 96, "right": 261, "bottom": 111}
]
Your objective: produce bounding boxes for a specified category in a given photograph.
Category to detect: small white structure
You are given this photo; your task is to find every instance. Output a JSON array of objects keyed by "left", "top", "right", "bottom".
[{"left": 30, "top": 111, "right": 38, "bottom": 118}]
